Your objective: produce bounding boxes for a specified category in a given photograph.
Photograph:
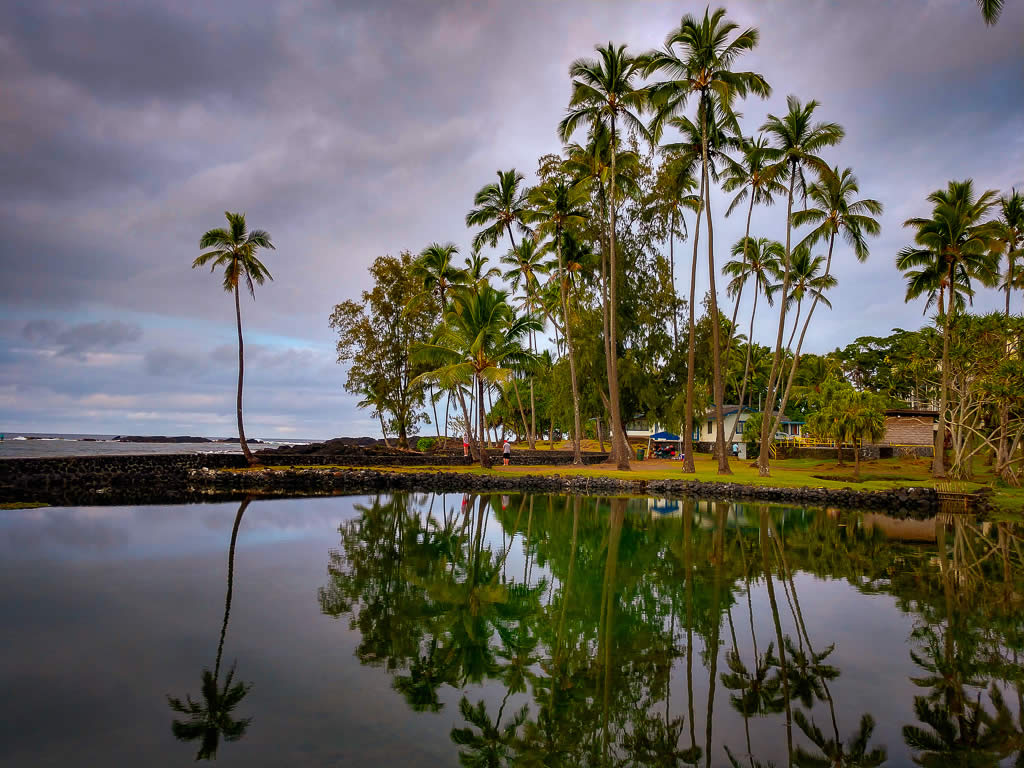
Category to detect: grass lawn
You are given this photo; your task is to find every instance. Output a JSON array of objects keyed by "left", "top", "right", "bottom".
[{"left": 246, "top": 452, "right": 1024, "bottom": 514}]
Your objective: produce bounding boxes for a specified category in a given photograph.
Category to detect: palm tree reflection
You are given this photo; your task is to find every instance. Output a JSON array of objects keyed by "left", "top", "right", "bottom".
[{"left": 167, "top": 498, "right": 253, "bottom": 760}]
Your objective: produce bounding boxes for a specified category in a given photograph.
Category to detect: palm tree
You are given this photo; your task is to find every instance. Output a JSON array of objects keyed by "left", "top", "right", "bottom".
[
  {"left": 722, "top": 237, "right": 782, "bottom": 446},
  {"left": 990, "top": 189, "right": 1024, "bottom": 315},
  {"left": 167, "top": 498, "right": 253, "bottom": 760},
  {"left": 645, "top": 7, "right": 771, "bottom": 474},
  {"left": 766, "top": 246, "right": 836, "bottom": 351},
  {"left": 558, "top": 42, "right": 649, "bottom": 471},
  {"left": 450, "top": 695, "right": 529, "bottom": 768},
  {"left": 193, "top": 212, "right": 274, "bottom": 465},
  {"left": 654, "top": 153, "right": 700, "bottom": 345},
  {"left": 413, "top": 242, "right": 466, "bottom": 311},
  {"left": 764, "top": 167, "right": 881, "bottom": 444},
  {"left": 412, "top": 285, "right": 540, "bottom": 468},
  {"left": 464, "top": 247, "right": 502, "bottom": 290},
  {"left": 977, "top": 0, "right": 1005, "bottom": 24},
  {"left": 466, "top": 168, "right": 533, "bottom": 252},
  {"left": 501, "top": 236, "right": 550, "bottom": 449},
  {"left": 755, "top": 97, "right": 844, "bottom": 477},
  {"left": 526, "top": 180, "right": 589, "bottom": 463},
  {"left": 794, "top": 711, "right": 887, "bottom": 768},
  {"left": 897, "top": 179, "right": 1000, "bottom": 477}
]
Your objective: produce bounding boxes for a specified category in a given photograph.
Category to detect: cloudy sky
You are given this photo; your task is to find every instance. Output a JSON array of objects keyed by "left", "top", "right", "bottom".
[{"left": 1, "top": 0, "right": 1021, "bottom": 440}]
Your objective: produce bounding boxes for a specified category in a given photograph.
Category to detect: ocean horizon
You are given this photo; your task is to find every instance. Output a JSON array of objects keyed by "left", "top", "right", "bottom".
[{"left": 0, "top": 432, "right": 316, "bottom": 458}]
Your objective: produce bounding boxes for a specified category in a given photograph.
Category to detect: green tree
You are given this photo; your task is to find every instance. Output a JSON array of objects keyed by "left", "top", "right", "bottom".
[
  {"left": 990, "top": 189, "right": 1024, "bottom": 316},
  {"left": 413, "top": 285, "right": 539, "bottom": 468},
  {"left": 413, "top": 242, "right": 466, "bottom": 310},
  {"left": 330, "top": 253, "right": 437, "bottom": 446},
  {"left": 466, "top": 168, "right": 533, "bottom": 252},
  {"left": 794, "top": 711, "right": 887, "bottom": 768},
  {"left": 645, "top": 6, "right": 771, "bottom": 475},
  {"left": 756, "top": 97, "right": 844, "bottom": 477},
  {"left": 193, "top": 212, "right": 275, "bottom": 465},
  {"left": 897, "top": 179, "right": 1001, "bottom": 477},
  {"left": 558, "top": 42, "right": 650, "bottom": 471}
]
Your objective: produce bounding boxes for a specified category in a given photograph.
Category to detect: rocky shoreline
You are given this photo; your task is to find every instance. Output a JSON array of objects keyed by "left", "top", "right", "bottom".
[{"left": 0, "top": 453, "right": 992, "bottom": 514}]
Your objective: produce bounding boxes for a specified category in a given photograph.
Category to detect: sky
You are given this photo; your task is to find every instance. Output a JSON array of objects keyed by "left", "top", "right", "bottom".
[{"left": 1, "top": 0, "right": 1022, "bottom": 440}]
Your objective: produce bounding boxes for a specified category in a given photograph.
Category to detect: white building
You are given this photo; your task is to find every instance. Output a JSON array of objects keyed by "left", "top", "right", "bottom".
[{"left": 623, "top": 406, "right": 804, "bottom": 449}]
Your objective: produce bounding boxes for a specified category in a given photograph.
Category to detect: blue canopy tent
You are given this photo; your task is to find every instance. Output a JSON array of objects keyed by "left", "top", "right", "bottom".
[{"left": 647, "top": 430, "right": 682, "bottom": 459}]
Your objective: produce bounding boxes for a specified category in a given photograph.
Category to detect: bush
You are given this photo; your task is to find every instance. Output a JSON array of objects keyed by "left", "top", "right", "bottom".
[{"left": 416, "top": 437, "right": 436, "bottom": 452}]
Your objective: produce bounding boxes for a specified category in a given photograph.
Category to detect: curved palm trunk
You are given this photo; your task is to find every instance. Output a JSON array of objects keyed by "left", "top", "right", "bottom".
[
  {"left": 607, "top": 115, "right": 631, "bottom": 471},
  {"left": 704, "top": 503, "right": 727, "bottom": 768},
  {"left": 511, "top": 378, "right": 530, "bottom": 451},
  {"left": 597, "top": 186, "right": 618, "bottom": 467},
  {"left": 557, "top": 235, "right": 584, "bottom": 465},
  {"left": 683, "top": 174, "right": 704, "bottom": 474},
  {"left": 758, "top": 168, "right": 798, "bottom": 476},
  {"left": 786, "top": 299, "right": 802, "bottom": 351},
  {"left": 701, "top": 125, "right": 731, "bottom": 474},
  {"left": 722, "top": 194, "right": 756, "bottom": 375},
  {"left": 234, "top": 285, "right": 256, "bottom": 465},
  {"left": 761, "top": 508, "right": 793, "bottom": 764},
  {"left": 215, "top": 498, "right": 249, "bottom": 682},
  {"left": 670, "top": 211, "right": 679, "bottom": 346}
]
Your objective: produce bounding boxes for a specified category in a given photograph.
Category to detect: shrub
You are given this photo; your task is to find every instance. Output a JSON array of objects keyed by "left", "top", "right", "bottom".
[{"left": 416, "top": 437, "right": 436, "bottom": 452}]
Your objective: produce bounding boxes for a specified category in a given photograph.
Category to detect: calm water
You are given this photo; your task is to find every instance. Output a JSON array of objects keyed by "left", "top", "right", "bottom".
[
  {"left": 1, "top": 494, "right": 1021, "bottom": 767},
  {"left": 0, "top": 433, "right": 311, "bottom": 458}
]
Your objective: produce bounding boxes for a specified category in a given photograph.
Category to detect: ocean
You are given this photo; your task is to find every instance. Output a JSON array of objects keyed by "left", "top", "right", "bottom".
[{"left": 0, "top": 433, "right": 312, "bottom": 458}]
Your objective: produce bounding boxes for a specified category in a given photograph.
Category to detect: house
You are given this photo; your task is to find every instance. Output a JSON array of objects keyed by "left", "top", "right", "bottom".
[
  {"left": 695, "top": 406, "right": 804, "bottom": 450},
  {"left": 879, "top": 409, "right": 938, "bottom": 446}
]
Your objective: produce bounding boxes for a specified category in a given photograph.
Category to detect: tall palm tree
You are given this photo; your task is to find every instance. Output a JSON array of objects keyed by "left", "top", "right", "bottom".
[
  {"left": 526, "top": 180, "right": 589, "bottom": 464},
  {"left": 653, "top": 153, "right": 700, "bottom": 346},
  {"left": 413, "top": 242, "right": 466, "bottom": 311},
  {"left": 464, "top": 247, "right": 502, "bottom": 290},
  {"left": 167, "top": 498, "right": 253, "bottom": 760},
  {"left": 501, "top": 236, "right": 550, "bottom": 449},
  {"left": 722, "top": 237, "right": 782, "bottom": 446},
  {"left": 755, "top": 97, "right": 844, "bottom": 477},
  {"left": 766, "top": 246, "right": 837, "bottom": 351},
  {"left": 645, "top": 7, "right": 771, "bottom": 475},
  {"left": 721, "top": 134, "right": 787, "bottom": 356},
  {"left": 412, "top": 285, "right": 540, "bottom": 468},
  {"left": 764, "top": 166, "right": 881, "bottom": 444},
  {"left": 558, "top": 42, "right": 649, "bottom": 471},
  {"left": 466, "top": 168, "right": 533, "bottom": 252},
  {"left": 990, "top": 189, "right": 1024, "bottom": 315},
  {"left": 897, "top": 179, "right": 1000, "bottom": 477},
  {"left": 194, "top": 212, "right": 274, "bottom": 466}
]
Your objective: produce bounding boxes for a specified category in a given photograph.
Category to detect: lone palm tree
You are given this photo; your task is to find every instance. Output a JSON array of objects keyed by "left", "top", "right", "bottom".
[
  {"left": 897, "top": 179, "right": 1000, "bottom": 477},
  {"left": 526, "top": 180, "right": 589, "bottom": 464},
  {"left": 558, "top": 41, "right": 649, "bottom": 471},
  {"left": 645, "top": 7, "right": 771, "bottom": 475},
  {"left": 756, "top": 97, "right": 844, "bottom": 477},
  {"left": 194, "top": 212, "right": 274, "bottom": 465}
]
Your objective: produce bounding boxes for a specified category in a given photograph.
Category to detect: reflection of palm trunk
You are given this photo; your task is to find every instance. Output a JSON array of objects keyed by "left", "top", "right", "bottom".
[
  {"left": 937, "top": 522, "right": 961, "bottom": 716},
  {"left": 556, "top": 497, "right": 579, "bottom": 664},
  {"left": 704, "top": 503, "right": 727, "bottom": 768},
  {"left": 215, "top": 498, "right": 250, "bottom": 683},
  {"left": 684, "top": 500, "right": 697, "bottom": 752},
  {"left": 760, "top": 508, "right": 792, "bottom": 765},
  {"left": 601, "top": 499, "right": 625, "bottom": 762}
]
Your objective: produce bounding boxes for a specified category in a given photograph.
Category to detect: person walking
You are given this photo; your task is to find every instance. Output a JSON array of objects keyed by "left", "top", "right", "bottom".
[
  {"left": 463, "top": 431, "right": 470, "bottom": 458},
  {"left": 502, "top": 438, "right": 512, "bottom": 467}
]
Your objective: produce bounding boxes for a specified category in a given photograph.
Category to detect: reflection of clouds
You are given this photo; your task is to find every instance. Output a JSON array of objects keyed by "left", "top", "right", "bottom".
[{"left": 0, "top": 497, "right": 369, "bottom": 561}]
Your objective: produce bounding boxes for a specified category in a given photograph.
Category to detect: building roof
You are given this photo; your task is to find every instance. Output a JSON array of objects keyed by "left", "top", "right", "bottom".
[{"left": 885, "top": 409, "right": 939, "bottom": 417}]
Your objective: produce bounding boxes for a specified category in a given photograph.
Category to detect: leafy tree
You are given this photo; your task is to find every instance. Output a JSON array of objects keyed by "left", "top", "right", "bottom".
[
  {"left": 806, "top": 378, "right": 886, "bottom": 475},
  {"left": 330, "top": 252, "right": 436, "bottom": 446},
  {"left": 989, "top": 189, "right": 1024, "bottom": 316},
  {"left": 413, "top": 242, "right": 466, "bottom": 310},
  {"left": 193, "top": 212, "right": 275, "bottom": 465}
]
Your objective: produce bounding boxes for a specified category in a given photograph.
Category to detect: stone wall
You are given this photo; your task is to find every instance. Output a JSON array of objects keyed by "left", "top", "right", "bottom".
[{"left": 882, "top": 415, "right": 934, "bottom": 446}]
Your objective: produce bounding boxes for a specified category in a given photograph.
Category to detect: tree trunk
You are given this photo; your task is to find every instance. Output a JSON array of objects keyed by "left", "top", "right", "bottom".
[
  {"left": 670, "top": 211, "right": 678, "bottom": 346},
  {"left": 761, "top": 508, "right": 793, "bottom": 765},
  {"left": 702, "top": 122, "right": 731, "bottom": 475},
  {"left": 758, "top": 167, "right": 798, "bottom": 476},
  {"left": 512, "top": 377, "right": 529, "bottom": 452},
  {"left": 683, "top": 172, "right": 703, "bottom": 474},
  {"left": 722, "top": 193, "right": 756, "bottom": 371},
  {"left": 477, "top": 376, "right": 490, "bottom": 468},
  {"left": 933, "top": 269, "right": 951, "bottom": 477},
  {"left": 457, "top": 387, "right": 478, "bottom": 460},
  {"left": 550, "top": 412, "right": 555, "bottom": 450},
  {"left": 596, "top": 413, "right": 605, "bottom": 453},
  {"left": 557, "top": 233, "right": 584, "bottom": 464},
  {"left": 529, "top": 379, "right": 537, "bottom": 450},
  {"left": 854, "top": 438, "right": 861, "bottom": 477},
  {"left": 233, "top": 284, "right": 256, "bottom": 465},
  {"left": 215, "top": 497, "right": 249, "bottom": 683},
  {"left": 607, "top": 114, "right": 631, "bottom": 471},
  {"left": 599, "top": 185, "right": 618, "bottom": 467},
  {"left": 725, "top": 281, "right": 760, "bottom": 447},
  {"left": 378, "top": 412, "right": 392, "bottom": 449}
]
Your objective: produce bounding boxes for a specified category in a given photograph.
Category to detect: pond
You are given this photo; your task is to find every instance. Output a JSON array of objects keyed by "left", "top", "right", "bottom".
[{"left": 1, "top": 493, "right": 1021, "bottom": 766}]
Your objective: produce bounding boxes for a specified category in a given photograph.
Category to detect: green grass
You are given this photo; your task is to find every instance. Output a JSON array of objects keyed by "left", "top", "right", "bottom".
[
  {"left": 0, "top": 502, "right": 49, "bottom": 510},
  {"left": 228, "top": 453, "right": 1023, "bottom": 514}
]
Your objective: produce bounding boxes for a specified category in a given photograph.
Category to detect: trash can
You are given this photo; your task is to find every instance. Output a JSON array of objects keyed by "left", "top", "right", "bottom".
[{"left": 635, "top": 447, "right": 645, "bottom": 461}]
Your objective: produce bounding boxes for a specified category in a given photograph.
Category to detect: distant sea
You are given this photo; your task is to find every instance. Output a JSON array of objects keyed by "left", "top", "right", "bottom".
[{"left": 0, "top": 433, "right": 312, "bottom": 458}]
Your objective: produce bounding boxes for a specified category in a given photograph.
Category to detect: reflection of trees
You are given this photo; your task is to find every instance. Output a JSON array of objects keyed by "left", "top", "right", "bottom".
[
  {"left": 318, "top": 492, "right": 1024, "bottom": 767},
  {"left": 167, "top": 498, "right": 253, "bottom": 760}
]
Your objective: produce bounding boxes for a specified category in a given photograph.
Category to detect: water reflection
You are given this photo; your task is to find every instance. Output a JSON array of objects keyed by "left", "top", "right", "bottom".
[
  {"left": 167, "top": 498, "right": 254, "bottom": 760},
  {"left": 319, "top": 493, "right": 1024, "bottom": 767}
]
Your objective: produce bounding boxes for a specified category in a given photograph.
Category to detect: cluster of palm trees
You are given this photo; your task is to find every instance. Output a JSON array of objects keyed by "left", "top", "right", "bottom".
[{"left": 402, "top": 7, "right": 884, "bottom": 477}]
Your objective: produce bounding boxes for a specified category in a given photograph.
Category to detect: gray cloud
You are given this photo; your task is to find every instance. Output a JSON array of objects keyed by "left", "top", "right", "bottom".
[{"left": 0, "top": 0, "right": 1022, "bottom": 438}]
